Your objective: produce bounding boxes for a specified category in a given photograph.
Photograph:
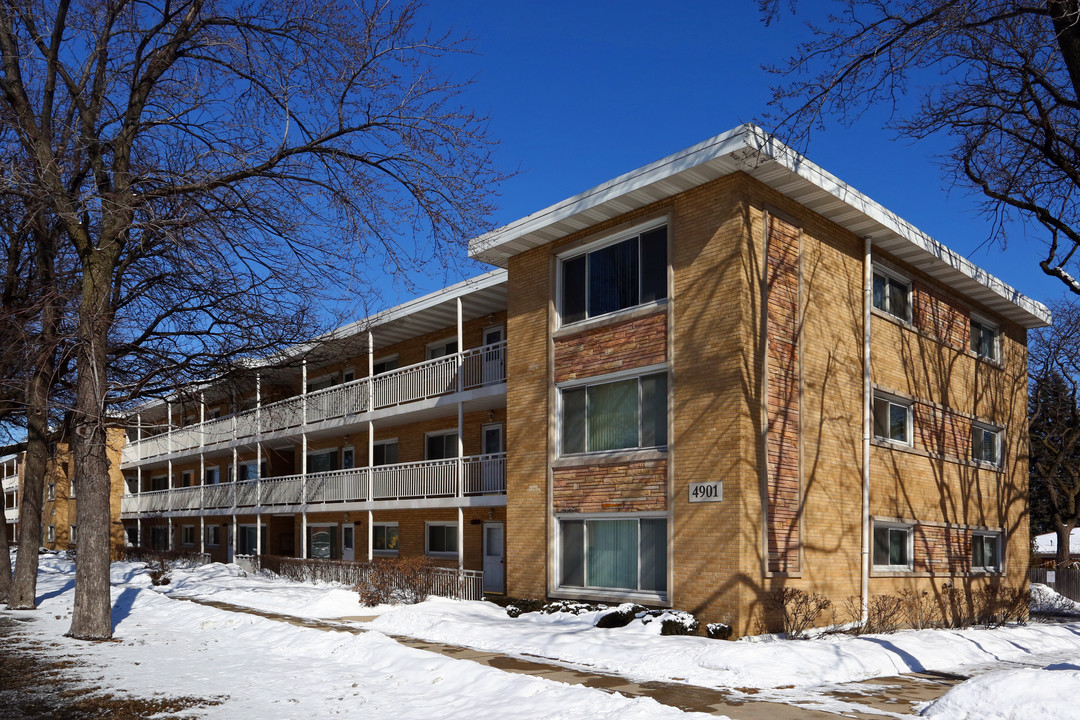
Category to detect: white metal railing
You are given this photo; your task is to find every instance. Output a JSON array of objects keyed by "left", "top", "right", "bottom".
[
  {"left": 122, "top": 341, "right": 507, "bottom": 464},
  {"left": 4, "top": 507, "right": 17, "bottom": 523},
  {"left": 120, "top": 453, "right": 506, "bottom": 516},
  {"left": 2, "top": 474, "right": 18, "bottom": 492},
  {"left": 428, "top": 567, "right": 485, "bottom": 601}
]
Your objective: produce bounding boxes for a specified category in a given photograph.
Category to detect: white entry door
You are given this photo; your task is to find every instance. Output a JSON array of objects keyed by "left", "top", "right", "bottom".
[
  {"left": 342, "top": 524, "right": 355, "bottom": 562},
  {"left": 483, "top": 522, "right": 505, "bottom": 593},
  {"left": 481, "top": 326, "right": 505, "bottom": 385}
]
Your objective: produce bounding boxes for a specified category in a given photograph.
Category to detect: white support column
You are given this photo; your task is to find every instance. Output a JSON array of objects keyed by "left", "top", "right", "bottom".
[
  {"left": 136, "top": 413, "right": 143, "bottom": 461},
  {"left": 367, "top": 331, "right": 374, "bottom": 412},
  {"left": 136, "top": 517, "right": 141, "bottom": 548},
  {"left": 456, "top": 297, "right": 464, "bottom": 392},
  {"left": 256, "top": 513, "right": 262, "bottom": 557},
  {"left": 367, "top": 509, "right": 373, "bottom": 563},
  {"left": 256, "top": 373, "right": 262, "bottom": 510},
  {"left": 200, "top": 393, "right": 206, "bottom": 525},
  {"left": 232, "top": 514, "right": 238, "bottom": 562},
  {"left": 367, "top": 420, "right": 374, "bottom": 504},
  {"left": 457, "top": 507, "right": 464, "bottom": 572},
  {"left": 301, "top": 358, "right": 308, "bottom": 559},
  {"left": 199, "top": 516, "right": 204, "bottom": 554},
  {"left": 457, "top": 400, "right": 464, "bottom": 572},
  {"left": 167, "top": 401, "right": 174, "bottom": 550}
]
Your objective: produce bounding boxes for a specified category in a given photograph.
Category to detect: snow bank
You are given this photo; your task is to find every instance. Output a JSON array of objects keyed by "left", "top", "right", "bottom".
[
  {"left": 1031, "top": 582, "right": 1080, "bottom": 616},
  {"left": 920, "top": 666, "right": 1080, "bottom": 719}
]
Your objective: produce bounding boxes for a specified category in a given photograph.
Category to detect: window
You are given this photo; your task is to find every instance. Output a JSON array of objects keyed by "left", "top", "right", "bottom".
[
  {"left": 560, "top": 372, "right": 667, "bottom": 455},
  {"left": 374, "top": 523, "right": 399, "bottom": 554},
  {"left": 47, "top": 524, "right": 55, "bottom": 543},
  {"left": 181, "top": 471, "right": 194, "bottom": 487},
  {"left": 426, "top": 432, "right": 458, "bottom": 460},
  {"left": 181, "top": 525, "right": 195, "bottom": 546},
  {"left": 308, "top": 526, "right": 337, "bottom": 559},
  {"left": 236, "top": 461, "right": 259, "bottom": 481},
  {"left": 558, "top": 516, "right": 667, "bottom": 594},
  {"left": 125, "top": 526, "right": 138, "bottom": 547},
  {"left": 151, "top": 475, "right": 169, "bottom": 491},
  {"left": 239, "top": 525, "right": 265, "bottom": 555},
  {"left": 971, "top": 423, "right": 1001, "bottom": 466},
  {"left": 372, "top": 356, "right": 399, "bottom": 375},
  {"left": 69, "top": 479, "right": 75, "bottom": 498},
  {"left": 342, "top": 368, "right": 356, "bottom": 383},
  {"left": 561, "top": 225, "right": 667, "bottom": 324},
  {"left": 970, "top": 317, "right": 999, "bottom": 361},
  {"left": 69, "top": 525, "right": 77, "bottom": 545},
  {"left": 426, "top": 522, "right": 458, "bottom": 555},
  {"left": 307, "top": 374, "right": 336, "bottom": 393},
  {"left": 307, "top": 449, "right": 337, "bottom": 473},
  {"left": 872, "top": 269, "right": 911, "bottom": 322},
  {"left": 341, "top": 446, "right": 355, "bottom": 470},
  {"left": 873, "top": 393, "right": 911, "bottom": 445},
  {"left": 971, "top": 532, "right": 1001, "bottom": 572},
  {"left": 205, "top": 525, "right": 221, "bottom": 547},
  {"left": 204, "top": 467, "right": 219, "bottom": 485},
  {"left": 47, "top": 483, "right": 55, "bottom": 501},
  {"left": 373, "top": 440, "right": 399, "bottom": 466},
  {"left": 872, "top": 523, "right": 912, "bottom": 569},
  {"left": 426, "top": 339, "right": 458, "bottom": 360}
]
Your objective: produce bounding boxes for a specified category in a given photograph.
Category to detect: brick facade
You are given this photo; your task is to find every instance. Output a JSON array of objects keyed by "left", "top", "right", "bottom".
[
  {"left": 553, "top": 311, "right": 666, "bottom": 383},
  {"left": 552, "top": 460, "right": 667, "bottom": 513}
]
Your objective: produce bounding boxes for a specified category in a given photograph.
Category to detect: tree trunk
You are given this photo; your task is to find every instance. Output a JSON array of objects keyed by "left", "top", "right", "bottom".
[
  {"left": 0, "top": 502, "right": 11, "bottom": 603},
  {"left": 7, "top": 366, "right": 52, "bottom": 609},
  {"left": 1056, "top": 519, "right": 1077, "bottom": 568},
  {"left": 67, "top": 254, "right": 117, "bottom": 640}
]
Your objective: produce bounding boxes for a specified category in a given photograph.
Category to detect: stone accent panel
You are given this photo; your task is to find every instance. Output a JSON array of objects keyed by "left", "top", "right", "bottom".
[
  {"left": 553, "top": 311, "right": 667, "bottom": 383},
  {"left": 553, "top": 459, "right": 667, "bottom": 513},
  {"left": 913, "top": 282, "right": 969, "bottom": 352},
  {"left": 765, "top": 215, "right": 801, "bottom": 573},
  {"left": 913, "top": 403, "right": 969, "bottom": 459},
  {"left": 914, "top": 524, "right": 970, "bottom": 575}
]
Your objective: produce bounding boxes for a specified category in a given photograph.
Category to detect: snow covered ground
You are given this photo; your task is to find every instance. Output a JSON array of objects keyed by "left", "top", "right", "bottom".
[{"left": 7, "top": 554, "right": 1080, "bottom": 719}]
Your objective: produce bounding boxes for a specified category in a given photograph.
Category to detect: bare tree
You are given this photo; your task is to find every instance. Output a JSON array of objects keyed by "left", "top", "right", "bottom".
[
  {"left": 761, "top": 1, "right": 1080, "bottom": 294},
  {"left": 0, "top": 0, "right": 501, "bottom": 639},
  {"left": 1030, "top": 300, "right": 1080, "bottom": 565}
]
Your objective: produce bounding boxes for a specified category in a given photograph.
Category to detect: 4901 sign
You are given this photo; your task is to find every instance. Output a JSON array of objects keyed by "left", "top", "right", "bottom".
[{"left": 688, "top": 481, "right": 723, "bottom": 503}]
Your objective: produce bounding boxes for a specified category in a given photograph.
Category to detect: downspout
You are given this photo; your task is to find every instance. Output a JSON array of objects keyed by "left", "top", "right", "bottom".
[{"left": 861, "top": 236, "right": 872, "bottom": 627}]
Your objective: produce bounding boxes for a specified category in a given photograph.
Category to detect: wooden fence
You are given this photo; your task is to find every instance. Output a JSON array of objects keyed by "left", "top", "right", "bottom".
[{"left": 1030, "top": 567, "right": 1080, "bottom": 602}]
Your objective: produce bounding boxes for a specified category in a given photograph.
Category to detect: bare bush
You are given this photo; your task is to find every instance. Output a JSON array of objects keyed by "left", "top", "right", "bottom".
[
  {"left": 842, "top": 594, "right": 905, "bottom": 635},
  {"left": 975, "top": 585, "right": 1031, "bottom": 628},
  {"left": 941, "top": 584, "right": 974, "bottom": 629},
  {"left": 355, "top": 556, "right": 439, "bottom": 606},
  {"left": 899, "top": 589, "right": 942, "bottom": 630},
  {"left": 122, "top": 546, "right": 210, "bottom": 569},
  {"left": 765, "top": 587, "right": 832, "bottom": 639}
]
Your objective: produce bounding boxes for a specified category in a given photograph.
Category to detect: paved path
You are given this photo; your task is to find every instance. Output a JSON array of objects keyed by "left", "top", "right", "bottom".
[{"left": 172, "top": 596, "right": 971, "bottom": 718}]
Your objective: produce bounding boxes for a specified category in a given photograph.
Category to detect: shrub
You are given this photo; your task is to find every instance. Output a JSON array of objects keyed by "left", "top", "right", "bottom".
[
  {"left": 541, "top": 600, "right": 604, "bottom": 615},
  {"left": 706, "top": 622, "right": 733, "bottom": 640},
  {"left": 898, "top": 588, "right": 941, "bottom": 630},
  {"left": 974, "top": 585, "right": 1030, "bottom": 628},
  {"left": 146, "top": 557, "right": 172, "bottom": 586},
  {"left": 122, "top": 545, "right": 209, "bottom": 569},
  {"left": 941, "top": 583, "right": 973, "bottom": 629},
  {"left": 638, "top": 609, "right": 700, "bottom": 636},
  {"left": 764, "top": 587, "right": 832, "bottom": 639},
  {"left": 595, "top": 604, "right": 647, "bottom": 628},
  {"left": 354, "top": 556, "right": 440, "bottom": 606}
]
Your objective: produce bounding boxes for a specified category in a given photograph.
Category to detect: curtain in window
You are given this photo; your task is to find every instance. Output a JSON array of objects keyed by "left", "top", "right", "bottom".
[
  {"left": 588, "top": 380, "right": 638, "bottom": 451},
  {"left": 639, "top": 519, "right": 667, "bottom": 591},
  {"left": 560, "top": 520, "right": 585, "bottom": 586},
  {"left": 586, "top": 519, "right": 638, "bottom": 589},
  {"left": 589, "top": 239, "right": 639, "bottom": 316}
]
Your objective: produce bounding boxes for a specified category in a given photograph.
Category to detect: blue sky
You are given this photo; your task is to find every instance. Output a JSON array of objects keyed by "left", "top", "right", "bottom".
[{"left": 395, "top": 1, "right": 1064, "bottom": 310}]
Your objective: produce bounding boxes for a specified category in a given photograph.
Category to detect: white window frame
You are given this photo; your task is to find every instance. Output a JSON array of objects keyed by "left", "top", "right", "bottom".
[
  {"left": 557, "top": 366, "right": 668, "bottom": 456},
  {"left": 554, "top": 512, "right": 668, "bottom": 601},
  {"left": 69, "top": 524, "right": 77, "bottom": 544},
  {"left": 970, "top": 315, "right": 1000, "bottom": 361},
  {"left": 372, "top": 354, "right": 399, "bottom": 376},
  {"left": 306, "top": 372, "right": 337, "bottom": 393},
  {"left": 47, "top": 524, "right": 55, "bottom": 543},
  {"left": 205, "top": 525, "right": 221, "bottom": 547},
  {"left": 971, "top": 531, "right": 1002, "bottom": 573},
  {"left": 47, "top": 482, "right": 55, "bottom": 501},
  {"left": 204, "top": 466, "right": 220, "bottom": 485},
  {"left": 181, "top": 470, "right": 194, "bottom": 487},
  {"left": 482, "top": 422, "right": 504, "bottom": 456},
  {"left": 971, "top": 421, "right": 1003, "bottom": 467},
  {"left": 872, "top": 521, "right": 913, "bottom": 571},
  {"left": 181, "top": 524, "right": 195, "bottom": 546},
  {"left": 373, "top": 521, "right": 399, "bottom": 555},
  {"left": 556, "top": 220, "right": 669, "bottom": 329},
  {"left": 342, "top": 367, "right": 356, "bottom": 383},
  {"left": 425, "top": 521, "right": 458, "bottom": 556},
  {"left": 872, "top": 392, "right": 913, "bottom": 446},
  {"left": 424, "top": 430, "right": 459, "bottom": 461},
  {"left": 425, "top": 337, "right": 459, "bottom": 360},
  {"left": 306, "top": 447, "right": 338, "bottom": 474},
  {"left": 372, "top": 438, "right": 399, "bottom": 466},
  {"left": 341, "top": 445, "right": 355, "bottom": 470},
  {"left": 482, "top": 324, "right": 504, "bottom": 346},
  {"left": 872, "top": 265, "right": 912, "bottom": 323}
]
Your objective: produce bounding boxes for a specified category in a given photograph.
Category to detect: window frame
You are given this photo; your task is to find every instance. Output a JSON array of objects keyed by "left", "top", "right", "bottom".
[
  {"left": 557, "top": 221, "right": 669, "bottom": 327},
  {"left": 558, "top": 368, "right": 669, "bottom": 457},
  {"left": 425, "top": 521, "right": 459, "bottom": 556},
  {"left": 372, "top": 354, "right": 399, "bottom": 376},
  {"left": 203, "top": 466, "right": 219, "bottom": 485},
  {"left": 205, "top": 525, "right": 221, "bottom": 547},
  {"left": 971, "top": 531, "right": 1002, "bottom": 573},
  {"left": 181, "top": 524, "right": 195, "bottom": 547},
  {"left": 424, "top": 430, "right": 459, "bottom": 461},
  {"left": 425, "top": 337, "right": 459, "bottom": 360},
  {"left": 69, "top": 524, "right": 77, "bottom": 545},
  {"left": 47, "top": 482, "right": 55, "bottom": 501},
  {"left": 872, "top": 392, "right": 913, "bottom": 447},
  {"left": 373, "top": 522, "right": 399, "bottom": 555},
  {"left": 372, "top": 438, "right": 399, "bottom": 466},
  {"left": 971, "top": 421, "right": 1003, "bottom": 467},
  {"left": 871, "top": 521, "right": 913, "bottom": 571},
  {"left": 306, "top": 448, "right": 338, "bottom": 474},
  {"left": 872, "top": 266, "right": 912, "bottom": 323},
  {"left": 47, "top": 524, "right": 55, "bottom": 543},
  {"left": 970, "top": 315, "right": 1000, "bottom": 362},
  {"left": 555, "top": 513, "right": 668, "bottom": 601}
]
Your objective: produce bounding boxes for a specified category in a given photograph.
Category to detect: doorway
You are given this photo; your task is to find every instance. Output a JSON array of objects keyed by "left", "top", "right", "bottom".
[{"left": 483, "top": 521, "right": 505, "bottom": 593}]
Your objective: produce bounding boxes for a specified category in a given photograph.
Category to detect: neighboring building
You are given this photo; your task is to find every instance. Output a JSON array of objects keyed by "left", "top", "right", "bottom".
[
  {"left": 1, "top": 431, "right": 127, "bottom": 556},
  {"left": 1034, "top": 529, "right": 1080, "bottom": 566},
  {"left": 470, "top": 124, "right": 1047, "bottom": 635},
  {"left": 117, "top": 124, "right": 1047, "bottom": 636}
]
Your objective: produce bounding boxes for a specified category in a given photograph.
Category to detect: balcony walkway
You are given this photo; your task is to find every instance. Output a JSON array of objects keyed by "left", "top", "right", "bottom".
[
  {"left": 121, "top": 453, "right": 506, "bottom": 518},
  {"left": 122, "top": 341, "right": 507, "bottom": 466}
]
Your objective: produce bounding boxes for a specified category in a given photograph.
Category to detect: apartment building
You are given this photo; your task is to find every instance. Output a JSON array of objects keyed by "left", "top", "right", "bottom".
[
  {"left": 1, "top": 431, "right": 126, "bottom": 556},
  {"left": 119, "top": 272, "right": 509, "bottom": 592},
  {"left": 469, "top": 125, "right": 1048, "bottom": 635}
]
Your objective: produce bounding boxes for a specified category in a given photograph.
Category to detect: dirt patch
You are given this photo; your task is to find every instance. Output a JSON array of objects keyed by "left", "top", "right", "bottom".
[{"left": 0, "top": 614, "right": 224, "bottom": 719}]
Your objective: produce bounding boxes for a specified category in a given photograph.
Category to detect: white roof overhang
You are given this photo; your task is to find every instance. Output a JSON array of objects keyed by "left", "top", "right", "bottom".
[{"left": 469, "top": 124, "right": 1050, "bottom": 329}]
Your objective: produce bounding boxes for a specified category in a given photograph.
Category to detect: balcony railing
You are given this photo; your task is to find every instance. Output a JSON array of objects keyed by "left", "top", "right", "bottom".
[
  {"left": 120, "top": 453, "right": 506, "bottom": 516},
  {"left": 4, "top": 507, "right": 17, "bottom": 523},
  {"left": 122, "top": 341, "right": 507, "bottom": 464},
  {"left": 2, "top": 474, "right": 19, "bottom": 492}
]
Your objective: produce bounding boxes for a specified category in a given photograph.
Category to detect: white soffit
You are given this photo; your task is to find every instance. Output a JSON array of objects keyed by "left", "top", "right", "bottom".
[{"left": 470, "top": 124, "right": 1050, "bottom": 329}]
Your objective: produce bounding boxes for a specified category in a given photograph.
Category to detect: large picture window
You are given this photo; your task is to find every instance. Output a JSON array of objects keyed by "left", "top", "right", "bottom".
[
  {"left": 561, "top": 372, "right": 667, "bottom": 455},
  {"left": 558, "top": 516, "right": 667, "bottom": 594},
  {"left": 561, "top": 226, "right": 667, "bottom": 324}
]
